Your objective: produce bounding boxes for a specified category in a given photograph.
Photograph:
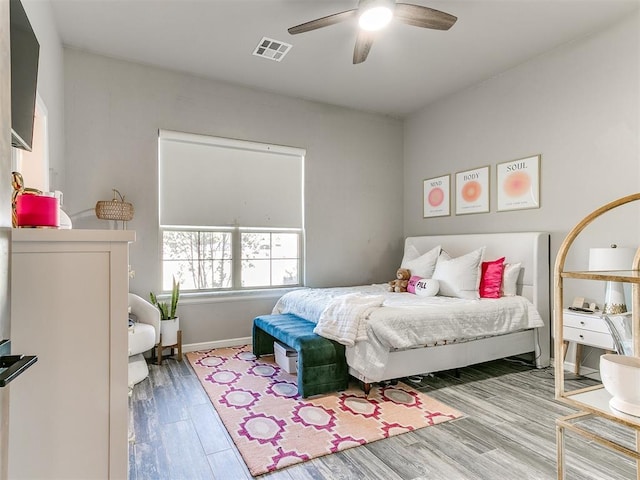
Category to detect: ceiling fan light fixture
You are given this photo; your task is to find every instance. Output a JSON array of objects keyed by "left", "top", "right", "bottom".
[
  {"left": 288, "top": 0, "right": 457, "bottom": 64},
  {"left": 358, "top": 6, "right": 393, "bottom": 31}
]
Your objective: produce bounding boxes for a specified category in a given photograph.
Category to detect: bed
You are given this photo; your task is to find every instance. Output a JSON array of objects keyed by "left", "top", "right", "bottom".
[{"left": 273, "top": 232, "right": 551, "bottom": 385}]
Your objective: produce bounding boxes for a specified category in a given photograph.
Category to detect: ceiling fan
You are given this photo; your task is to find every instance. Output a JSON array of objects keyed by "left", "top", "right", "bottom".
[{"left": 288, "top": 0, "right": 457, "bottom": 64}]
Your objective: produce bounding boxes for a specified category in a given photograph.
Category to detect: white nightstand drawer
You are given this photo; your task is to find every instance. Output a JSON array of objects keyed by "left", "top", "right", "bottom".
[
  {"left": 564, "top": 326, "right": 614, "bottom": 350},
  {"left": 563, "top": 312, "right": 610, "bottom": 334}
]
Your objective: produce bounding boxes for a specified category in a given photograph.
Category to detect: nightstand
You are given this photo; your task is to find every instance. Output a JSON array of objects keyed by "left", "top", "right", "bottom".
[{"left": 562, "top": 309, "right": 614, "bottom": 374}]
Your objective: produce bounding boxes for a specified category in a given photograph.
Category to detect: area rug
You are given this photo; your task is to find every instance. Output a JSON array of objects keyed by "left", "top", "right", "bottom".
[{"left": 187, "top": 345, "right": 463, "bottom": 476}]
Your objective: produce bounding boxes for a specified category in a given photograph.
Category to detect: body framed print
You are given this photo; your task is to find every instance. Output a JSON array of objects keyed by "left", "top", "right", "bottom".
[
  {"left": 423, "top": 174, "right": 450, "bottom": 218},
  {"left": 497, "top": 155, "right": 541, "bottom": 212},
  {"left": 455, "top": 166, "right": 489, "bottom": 215}
]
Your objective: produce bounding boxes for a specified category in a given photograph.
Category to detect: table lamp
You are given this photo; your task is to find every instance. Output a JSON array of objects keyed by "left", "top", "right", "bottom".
[{"left": 589, "top": 244, "right": 636, "bottom": 314}]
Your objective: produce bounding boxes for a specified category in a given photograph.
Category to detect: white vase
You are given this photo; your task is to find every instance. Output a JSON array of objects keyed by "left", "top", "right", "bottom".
[{"left": 160, "top": 317, "right": 179, "bottom": 346}]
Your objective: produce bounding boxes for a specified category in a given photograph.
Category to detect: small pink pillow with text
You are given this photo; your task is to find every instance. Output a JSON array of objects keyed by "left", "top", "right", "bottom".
[{"left": 407, "top": 275, "right": 440, "bottom": 297}]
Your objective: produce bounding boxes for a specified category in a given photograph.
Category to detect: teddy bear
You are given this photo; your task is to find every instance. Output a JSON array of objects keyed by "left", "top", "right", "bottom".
[{"left": 388, "top": 268, "right": 411, "bottom": 293}]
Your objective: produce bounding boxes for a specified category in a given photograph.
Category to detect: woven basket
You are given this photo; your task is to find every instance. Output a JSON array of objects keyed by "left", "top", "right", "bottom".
[{"left": 95, "top": 199, "right": 134, "bottom": 221}]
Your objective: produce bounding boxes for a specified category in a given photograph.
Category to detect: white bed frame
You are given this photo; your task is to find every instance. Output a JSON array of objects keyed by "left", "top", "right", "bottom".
[{"left": 346, "top": 232, "right": 551, "bottom": 384}]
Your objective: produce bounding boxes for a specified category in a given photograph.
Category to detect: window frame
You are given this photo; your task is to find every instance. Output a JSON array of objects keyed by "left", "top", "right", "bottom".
[
  {"left": 160, "top": 226, "right": 234, "bottom": 292},
  {"left": 237, "top": 227, "right": 305, "bottom": 291},
  {"left": 160, "top": 226, "right": 304, "bottom": 293}
]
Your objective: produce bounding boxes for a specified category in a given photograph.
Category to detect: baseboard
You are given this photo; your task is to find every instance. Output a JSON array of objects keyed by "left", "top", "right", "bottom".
[
  {"left": 562, "top": 360, "right": 600, "bottom": 379},
  {"left": 183, "top": 336, "right": 252, "bottom": 353},
  {"left": 180, "top": 346, "right": 601, "bottom": 379}
]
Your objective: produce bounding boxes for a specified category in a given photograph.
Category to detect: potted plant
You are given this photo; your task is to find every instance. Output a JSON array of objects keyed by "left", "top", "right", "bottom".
[{"left": 150, "top": 276, "right": 180, "bottom": 346}]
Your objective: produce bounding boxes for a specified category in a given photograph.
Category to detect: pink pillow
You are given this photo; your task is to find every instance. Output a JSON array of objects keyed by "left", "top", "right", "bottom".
[{"left": 479, "top": 257, "right": 505, "bottom": 299}]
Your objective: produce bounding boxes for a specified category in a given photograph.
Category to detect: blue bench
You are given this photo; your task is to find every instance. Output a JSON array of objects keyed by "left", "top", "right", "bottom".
[{"left": 252, "top": 313, "right": 349, "bottom": 397}]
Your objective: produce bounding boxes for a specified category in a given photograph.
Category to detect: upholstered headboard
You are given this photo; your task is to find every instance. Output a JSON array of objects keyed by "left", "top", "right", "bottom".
[{"left": 405, "top": 232, "right": 551, "bottom": 359}]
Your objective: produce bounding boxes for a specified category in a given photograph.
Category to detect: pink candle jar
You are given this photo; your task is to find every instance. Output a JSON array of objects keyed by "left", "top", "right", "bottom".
[{"left": 16, "top": 194, "right": 59, "bottom": 227}]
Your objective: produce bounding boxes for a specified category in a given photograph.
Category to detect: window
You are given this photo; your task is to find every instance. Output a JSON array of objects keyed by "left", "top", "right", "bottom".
[
  {"left": 240, "top": 231, "right": 301, "bottom": 288},
  {"left": 158, "top": 130, "right": 304, "bottom": 292},
  {"left": 162, "top": 229, "right": 233, "bottom": 290}
]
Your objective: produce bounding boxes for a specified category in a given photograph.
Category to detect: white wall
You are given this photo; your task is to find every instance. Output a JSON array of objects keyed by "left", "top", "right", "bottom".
[
  {"left": 21, "top": 0, "right": 64, "bottom": 191},
  {"left": 404, "top": 12, "right": 639, "bottom": 368},
  {"left": 63, "top": 49, "right": 404, "bottom": 345}
]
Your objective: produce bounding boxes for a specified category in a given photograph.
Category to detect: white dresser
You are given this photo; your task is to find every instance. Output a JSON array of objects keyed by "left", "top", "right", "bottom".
[{"left": 8, "top": 229, "right": 135, "bottom": 480}]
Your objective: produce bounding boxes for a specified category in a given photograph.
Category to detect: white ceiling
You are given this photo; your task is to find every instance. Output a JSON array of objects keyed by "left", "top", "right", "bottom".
[{"left": 49, "top": 0, "right": 639, "bottom": 117}]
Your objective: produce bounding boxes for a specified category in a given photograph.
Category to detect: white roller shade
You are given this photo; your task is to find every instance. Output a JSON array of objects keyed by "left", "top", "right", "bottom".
[{"left": 159, "top": 130, "right": 304, "bottom": 228}]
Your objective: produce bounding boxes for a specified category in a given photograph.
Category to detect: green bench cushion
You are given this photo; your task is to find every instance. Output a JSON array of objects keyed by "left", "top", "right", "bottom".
[{"left": 253, "top": 313, "right": 349, "bottom": 397}]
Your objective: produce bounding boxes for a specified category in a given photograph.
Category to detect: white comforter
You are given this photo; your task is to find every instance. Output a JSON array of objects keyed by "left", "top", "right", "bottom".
[
  {"left": 272, "top": 284, "right": 544, "bottom": 379},
  {"left": 312, "top": 292, "right": 385, "bottom": 346}
]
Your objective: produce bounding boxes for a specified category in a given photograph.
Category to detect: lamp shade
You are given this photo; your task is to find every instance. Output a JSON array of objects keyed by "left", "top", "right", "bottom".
[
  {"left": 589, "top": 244, "right": 636, "bottom": 314},
  {"left": 588, "top": 245, "right": 636, "bottom": 272}
]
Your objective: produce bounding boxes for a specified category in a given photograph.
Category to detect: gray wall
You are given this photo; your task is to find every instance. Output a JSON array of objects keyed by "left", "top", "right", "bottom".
[
  {"left": 404, "top": 12, "right": 640, "bottom": 367},
  {"left": 21, "top": 0, "right": 65, "bottom": 192},
  {"left": 405, "top": 12, "right": 639, "bottom": 291},
  {"left": 63, "top": 49, "right": 404, "bottom": 345}
]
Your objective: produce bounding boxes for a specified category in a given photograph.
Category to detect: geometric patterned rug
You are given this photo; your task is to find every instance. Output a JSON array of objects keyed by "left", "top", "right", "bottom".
[{"left": 187, "top": 345, "right": 463, "bottom": 476}]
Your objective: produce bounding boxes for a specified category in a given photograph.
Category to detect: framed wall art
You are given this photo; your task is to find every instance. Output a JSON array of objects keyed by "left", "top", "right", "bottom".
[
  {"left": 423, "top": 174, "right": 450, "bottom": 218},
  {"left": 497, "top": 155, "right": 541, "bottom": 212},
  {"left": 455, "top": 166, "right": 489, "bottom": 215}
]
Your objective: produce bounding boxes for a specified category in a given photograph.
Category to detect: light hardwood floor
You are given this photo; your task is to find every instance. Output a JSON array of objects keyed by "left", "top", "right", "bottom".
[{"left": 129, "top": 355, "right": 636, "bottom": 479}]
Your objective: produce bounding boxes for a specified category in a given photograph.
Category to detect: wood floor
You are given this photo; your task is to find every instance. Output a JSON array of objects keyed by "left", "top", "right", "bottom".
[{"left": 128, "top": 355, "right": 636, "bottom": 480}]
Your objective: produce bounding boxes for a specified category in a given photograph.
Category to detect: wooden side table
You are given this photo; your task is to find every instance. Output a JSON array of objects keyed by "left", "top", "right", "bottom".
[{"left": 156, "top": 330, "right": 182, "bottom": 365}]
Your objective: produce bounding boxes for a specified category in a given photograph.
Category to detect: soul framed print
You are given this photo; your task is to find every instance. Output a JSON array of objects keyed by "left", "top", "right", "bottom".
[
  {"left": 423, "top": 174, "right": 450, "bottom": 218},
  {"left": 455, "top": 166, "right": 489, "bottom": 215},
  {"left": 497, "top": 154, "right": 540, "bottom": 211}
]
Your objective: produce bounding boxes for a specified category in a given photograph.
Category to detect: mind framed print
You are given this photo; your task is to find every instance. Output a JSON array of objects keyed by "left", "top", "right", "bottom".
[
  {"left": 455, "top": 166, "right": 489, "bottom": 215},
  {"left": 497, "top": 155, "right": 541, "bottom": 212},
  {"left": 423, "top": 174, "right": 450, "bottom": 218}
]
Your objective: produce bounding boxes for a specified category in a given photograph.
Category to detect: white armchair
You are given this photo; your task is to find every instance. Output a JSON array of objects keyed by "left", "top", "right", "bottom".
[{"left": 128, "top": 293, "right": 161, "bottom": 387}]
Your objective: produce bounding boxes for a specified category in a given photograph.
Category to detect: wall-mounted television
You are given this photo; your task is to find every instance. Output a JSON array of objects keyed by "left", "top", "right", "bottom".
[{"left": 10, "top": 0, "right": 39, "bottom": 152}]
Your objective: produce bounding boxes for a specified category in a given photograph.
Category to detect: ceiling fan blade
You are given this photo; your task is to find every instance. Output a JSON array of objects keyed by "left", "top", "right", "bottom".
[
  {"left": 288, "top": 9, "right": 358, "bottom": 35},
  {"left": 394, "top": 3, "right": 457, "bottom": 30},
  {"left": 353, "top": 31, "right": 375, "bottom": 64}
]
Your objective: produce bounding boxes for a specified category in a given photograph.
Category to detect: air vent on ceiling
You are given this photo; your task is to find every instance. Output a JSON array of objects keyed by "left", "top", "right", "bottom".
[{"left": 253, "top": 37, "right": 292, "bottom": 62}]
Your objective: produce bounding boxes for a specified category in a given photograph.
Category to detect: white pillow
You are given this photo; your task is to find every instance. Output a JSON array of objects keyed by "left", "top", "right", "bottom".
[
  {"left": 401, "top": 245, "right": 441, "bottom": 279},
  {"left": 432, "top": 247, "right": 485, "bottom": 299},
  {"left": 501, "top": 262, "right": 522, "bottom": 296},
  {"left": 400, "top": 244, "right": 421, "bottom": 265}
]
